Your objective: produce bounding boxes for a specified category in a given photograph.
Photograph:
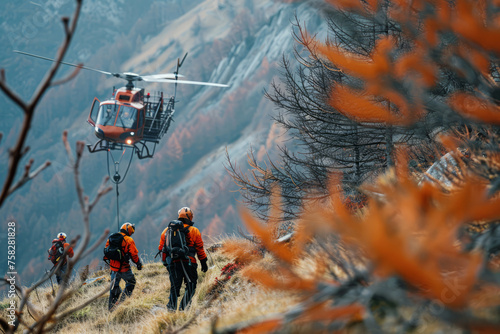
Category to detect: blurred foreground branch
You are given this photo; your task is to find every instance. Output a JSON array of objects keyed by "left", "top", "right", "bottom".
[
  {"left": 1, "top": 131, "right": 112, "bottom": 333},
  {"left": 0, "top": 0, "right": 83, "bottom": 208}
]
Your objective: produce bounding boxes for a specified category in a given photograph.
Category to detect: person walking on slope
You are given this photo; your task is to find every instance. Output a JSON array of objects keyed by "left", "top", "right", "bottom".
[
  {"left": 104, "top": 222, "right": 143, "bottom": 311},
  {"left": 48, "top": 232, "right": 74, "bottom": 284},
  {"left": 159, "top": 207, "right": 208, "bottom": 311}
]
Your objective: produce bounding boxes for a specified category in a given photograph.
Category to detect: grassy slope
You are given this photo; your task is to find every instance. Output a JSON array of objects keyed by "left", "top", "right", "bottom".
[{"left": 12, "top": 240, "right": 299, "bottom": 334}]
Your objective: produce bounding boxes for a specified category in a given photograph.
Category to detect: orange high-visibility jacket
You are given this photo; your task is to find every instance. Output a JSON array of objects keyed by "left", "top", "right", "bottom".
[
  {"left": 105, "top": 232, "right": 140, "bottom": 272},
  {"left": 158, "top": 223, "right": 207, "bottom": 263}
]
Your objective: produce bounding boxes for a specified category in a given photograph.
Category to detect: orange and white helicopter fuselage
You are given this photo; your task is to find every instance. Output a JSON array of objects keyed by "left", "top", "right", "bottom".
[{"left": 88, "top": 87, "right": 147, "bottom": 146}]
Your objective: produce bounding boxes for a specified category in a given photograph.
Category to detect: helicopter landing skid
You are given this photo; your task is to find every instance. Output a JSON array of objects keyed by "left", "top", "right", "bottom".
[
  {"left": 87, "top": 139, "right": 156, "bottom": 159},
  {"left": 87, "top": 139, "right": 112, "bottom": 153},
  {"left": 133, "top": 141, "right": 157, "bottom": 160}
]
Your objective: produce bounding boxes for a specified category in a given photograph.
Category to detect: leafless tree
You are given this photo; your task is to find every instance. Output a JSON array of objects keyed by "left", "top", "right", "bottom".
[{"left": 226, "top": 12, "right": 428, "bottom": 222}]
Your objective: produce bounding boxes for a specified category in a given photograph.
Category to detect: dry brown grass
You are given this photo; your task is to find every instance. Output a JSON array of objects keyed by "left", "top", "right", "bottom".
[{"left": 6, "top": 240, "right": 306, "bottom": 333}]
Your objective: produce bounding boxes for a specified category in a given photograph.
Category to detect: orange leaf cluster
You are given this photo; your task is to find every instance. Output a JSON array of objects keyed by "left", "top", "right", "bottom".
[
  {"left": 237, "top": 303, "right": 364, "bottom": 334},
  {"left": 239, "top": 319, "right": 282, "bottom": 334},
  {"left": 450, "top": 0, "right": 500, "bottom": 54},
  {"left": 318, "top": 37, "right": 393, "bottom": 82},
  {"left": 241, "top": 264, "right": 317, "bottom": 292},
  {"left": 450, "top": 93, "right": 500, "bottom": 125},
  {"left": 296, "top": 303, "right": 364, "bottom": 324},
  {"left": 221, "top": 239, "right": 262, "bottom": 265},
  {"left": 328, "top": 85, "right": 403, "bottom": 124},
  {"left": 318, "top": 37, "right": 430, "bottom": 125}
]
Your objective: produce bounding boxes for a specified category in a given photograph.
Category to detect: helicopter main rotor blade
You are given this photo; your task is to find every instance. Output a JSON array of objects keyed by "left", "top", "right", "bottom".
[
  {"left": 152, "top": 78, "right": 229, "bottom": 88},
  {"left": 142, "top": 73, "right": 185, "bottom": 81},
  {"left": 13, "top": 50, "right": 114, "bottom": 76},
  {"left": 14, "top": 50, "right": 227, "bottom": 87}
]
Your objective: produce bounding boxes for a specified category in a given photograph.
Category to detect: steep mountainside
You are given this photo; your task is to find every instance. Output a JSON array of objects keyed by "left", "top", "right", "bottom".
[{"left": 0, "top": 0, "right": 325, "bottom": 285}]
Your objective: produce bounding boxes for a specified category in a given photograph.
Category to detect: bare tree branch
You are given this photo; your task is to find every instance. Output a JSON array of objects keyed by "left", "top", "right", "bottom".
[
  {"left": 0, "top": 0, "right": 82, "bottom": 208},
  {"left": 51, "top": 65, "right": 82, "bottom": 87},
  {"left": 6, "top": 160, "right": 51, "bottom": 198}
]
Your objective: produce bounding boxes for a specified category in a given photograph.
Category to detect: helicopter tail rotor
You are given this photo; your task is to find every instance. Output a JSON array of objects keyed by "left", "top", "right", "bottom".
[{"left": 176, "top": 53, "right": 188, "bottom": 75}]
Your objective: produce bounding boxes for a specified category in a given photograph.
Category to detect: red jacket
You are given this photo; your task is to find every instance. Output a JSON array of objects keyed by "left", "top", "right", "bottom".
[
  {"left": 158, "top": 223, "right": 207, "bottom": 263},
  {"left": 105, "top": 232, "right": 140, "bottom": 272}
]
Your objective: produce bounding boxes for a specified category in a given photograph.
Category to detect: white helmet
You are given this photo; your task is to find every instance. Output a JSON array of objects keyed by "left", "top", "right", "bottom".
[{"left": 57, "top": 232, "right": 67, "bottom": 240}]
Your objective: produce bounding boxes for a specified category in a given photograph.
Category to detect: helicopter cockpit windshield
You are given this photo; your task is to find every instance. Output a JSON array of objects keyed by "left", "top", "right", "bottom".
[
  {"left": 117, "top": 106, "right": 138, "bottom": 129},
  {"left": 97, "top": 103, "right": 119, "bottom": 127},
  {"left": 96, "top": 103, "right": 138, "bottom": 129}
]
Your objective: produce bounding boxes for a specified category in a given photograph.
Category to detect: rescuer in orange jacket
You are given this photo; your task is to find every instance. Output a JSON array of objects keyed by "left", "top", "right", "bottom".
[
  {"left": 104, "top": 222, "right": 142, "bottom": 310},
  {"left": 158, "top": 207, "right": 208, "bottom": 311},
  {"left": 50, "top": 232, "right": 74, "bottom": 284}
]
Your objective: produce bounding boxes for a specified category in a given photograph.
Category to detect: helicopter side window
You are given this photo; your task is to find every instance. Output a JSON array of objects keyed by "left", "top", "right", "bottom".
[
  {"left": 96, "top": 103, "right": 118, "bottom": 126},
  {"left": 116, "top": 106, "right": 138, "bottom": 129}
]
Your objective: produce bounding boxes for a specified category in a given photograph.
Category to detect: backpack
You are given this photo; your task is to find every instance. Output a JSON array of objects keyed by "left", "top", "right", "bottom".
[
  {"left": 48, "top": 240, "right": 65, "bottom": 264},
  {"left": 103, "top": 233, "right": 126, "bottom": 262},
  {"left": 162, "top": 220, "right": 193, "bottom": 262}
]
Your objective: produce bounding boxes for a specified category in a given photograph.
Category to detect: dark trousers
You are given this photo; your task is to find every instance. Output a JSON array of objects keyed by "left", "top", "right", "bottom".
[
  {"left": 109, "top": 269, "right": 136, "bottom": 310},
  {"left": 55, "top": 262, "right": 67, "bottom": 285},
  {"left": 166, "top": 261, "right": 198, "bottom": 311}
]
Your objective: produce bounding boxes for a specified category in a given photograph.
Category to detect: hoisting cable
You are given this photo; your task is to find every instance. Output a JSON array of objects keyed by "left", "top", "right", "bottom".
[
  {"left": 115, "top": 183, "right": 120, "bottom": 232},
  {"left": 106, "top": 148, "right": 135, "bottom": 231}
]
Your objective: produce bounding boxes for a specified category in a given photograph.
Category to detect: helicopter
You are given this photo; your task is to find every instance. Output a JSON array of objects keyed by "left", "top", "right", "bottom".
[{"left": 14, "top": 50, "right": 229, "bottom": 160}]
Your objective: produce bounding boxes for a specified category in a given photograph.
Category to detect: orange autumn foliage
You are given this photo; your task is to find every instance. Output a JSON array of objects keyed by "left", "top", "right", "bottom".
[
  {"left": 226, "top": 197, "right": 365, "bottom": 331},
  {"left": 329, "top": 85, "right": 403, "bottom": 124},
  {"left": 221, "top": 238, "right": 262, "bottom": 265},
  {"left": 450, "top": 0, "right": 500, "bottom": 54},
  {"left": 241, "top": 265, "right": 317, "bottom": 292},
  {"left": 450, "top": 93, "right": 500, "bottom": 125},
  {"left": 240, "top": 210, "right": 298, "bottom": 265},
  {"left": 317, "top": 37, "right": 394, "bottom": 82},
  {"left": 297, "top": 303, "right": 364, "bottom": 324},
  {"left": 224, "top": 1, "right": 500, "bottom": 330},
  {"left": 239, "top": 319, "right": 282, "bottom": 334},
  {"left": 394, "top": 49, "right": 438, "bottom": 87},
  {"left": 319, "top": 37, "right": 430, "bottom": 125}
]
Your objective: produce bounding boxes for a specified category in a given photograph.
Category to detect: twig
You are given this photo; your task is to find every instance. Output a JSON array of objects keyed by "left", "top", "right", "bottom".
[{"left": 6, "top": 160, "right": 51, "bottom": 198}]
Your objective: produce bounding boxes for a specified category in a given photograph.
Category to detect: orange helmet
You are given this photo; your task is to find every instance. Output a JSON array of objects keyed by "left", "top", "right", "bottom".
[
  {"left": 120, "top": 222, "right": 135, "bottom": 236},
  {"left": 178, "top": 207, "right": 193, "bottom": 221}
]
